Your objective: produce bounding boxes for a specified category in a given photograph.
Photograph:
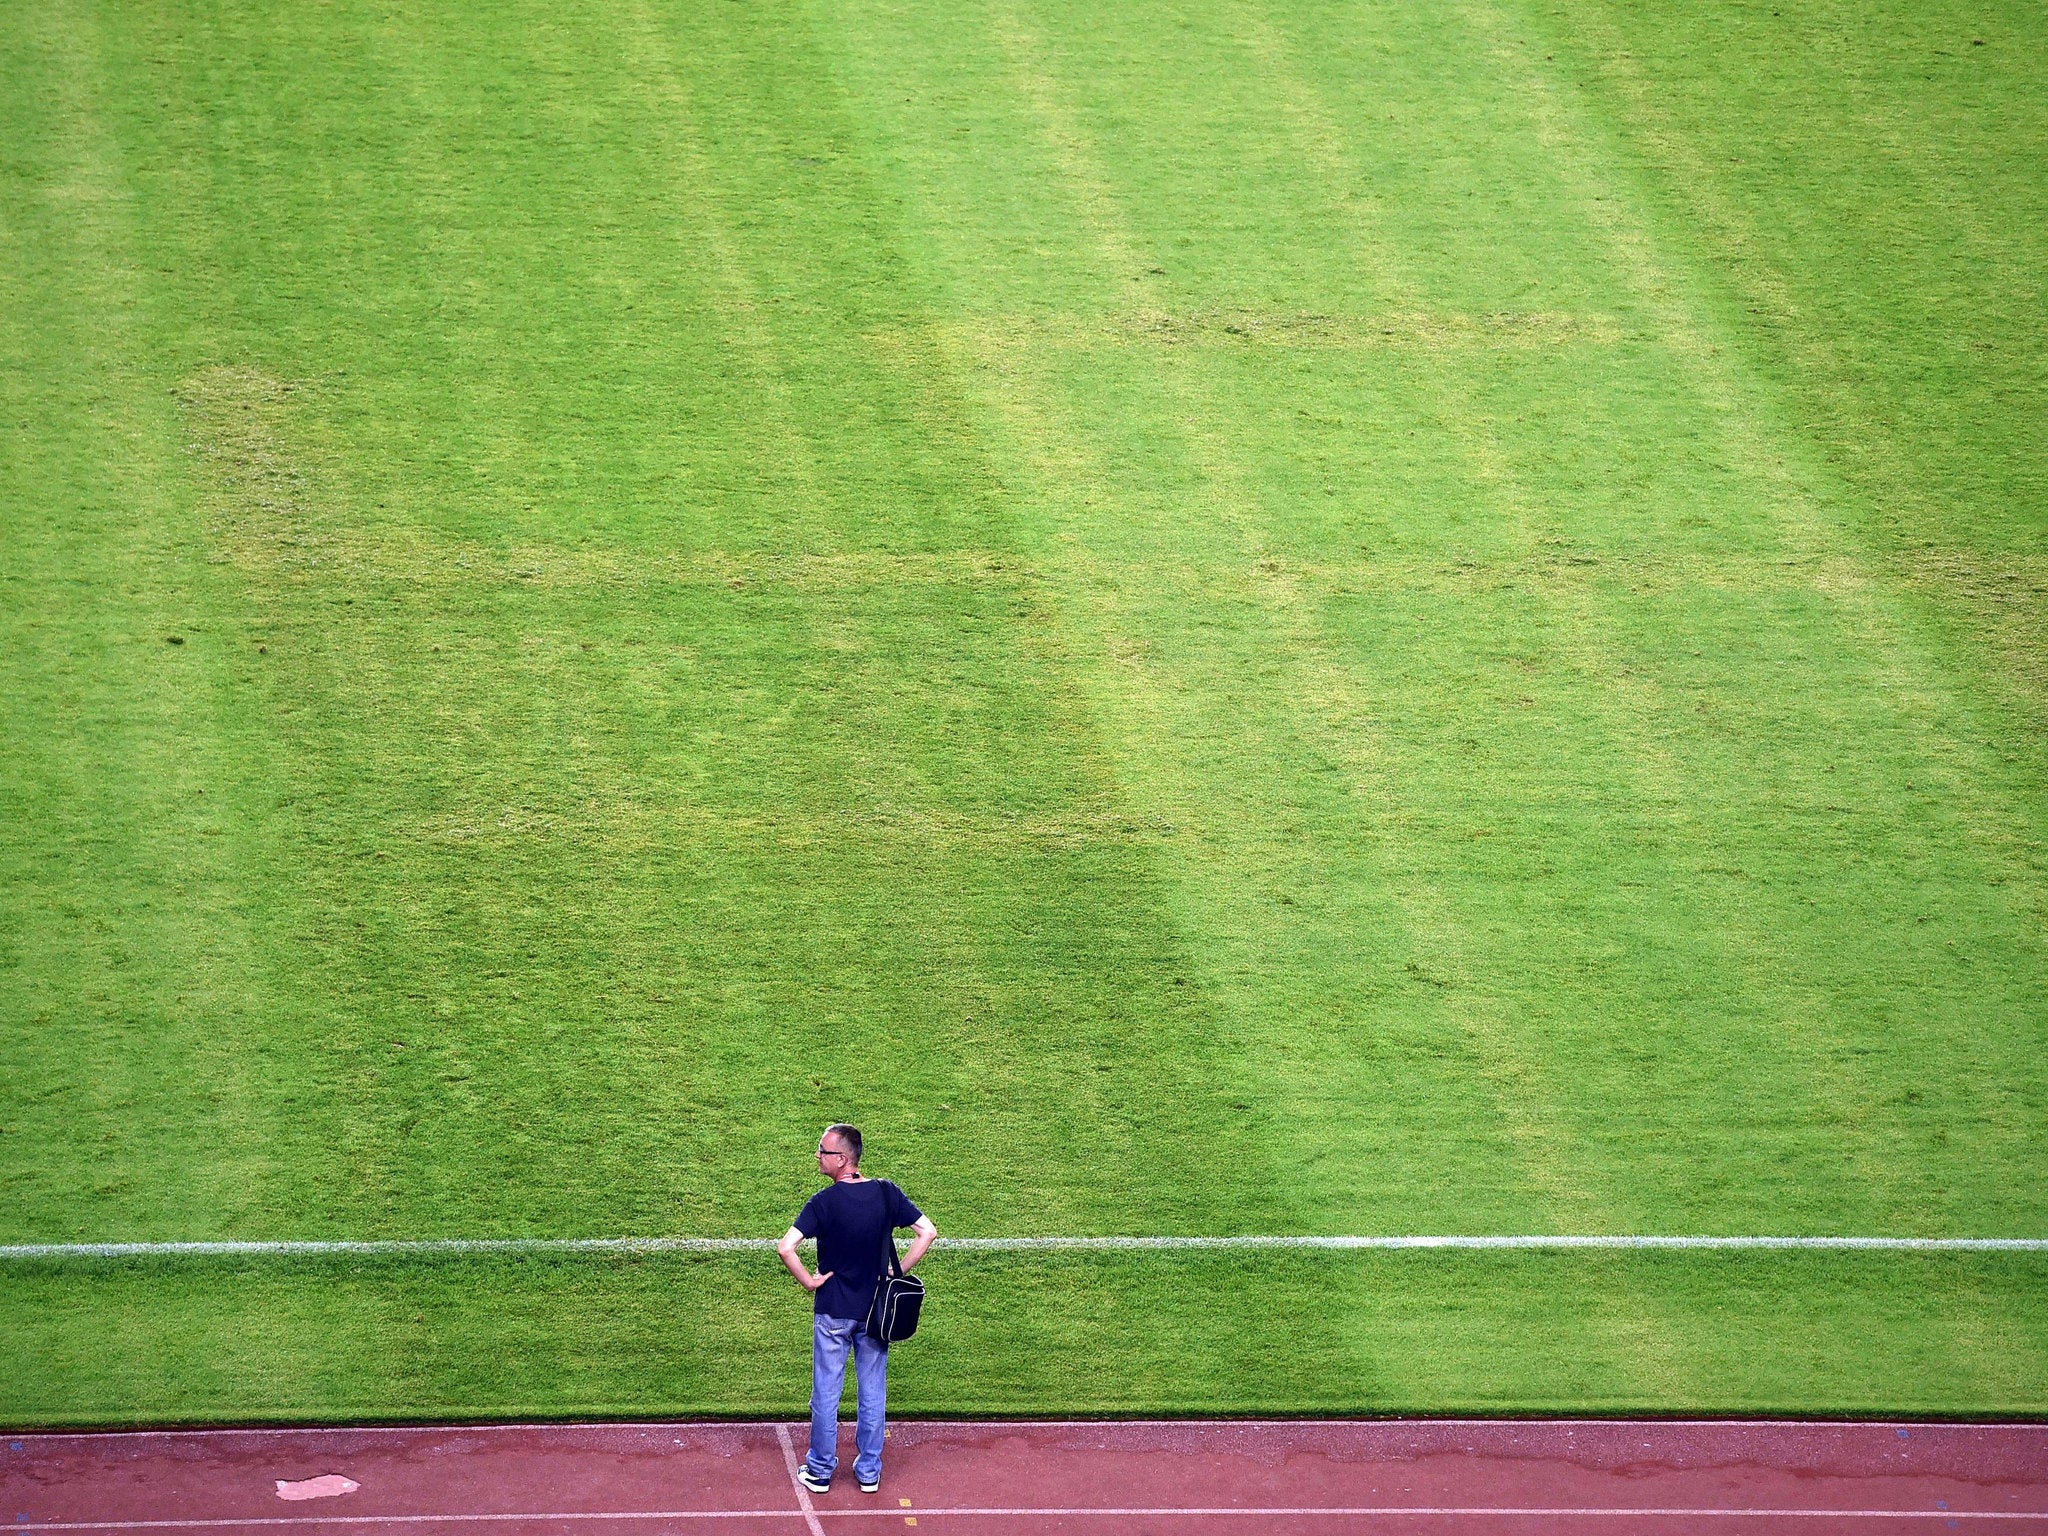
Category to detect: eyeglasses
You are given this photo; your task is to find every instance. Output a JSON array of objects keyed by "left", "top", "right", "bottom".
[{"left": 817, "top": 1147, "right": 848, "bottom": 1159}]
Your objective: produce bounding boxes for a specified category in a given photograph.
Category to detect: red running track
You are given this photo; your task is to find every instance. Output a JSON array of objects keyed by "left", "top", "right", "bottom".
[{"left": 5, "top": 1419, "right": 2045, "bottom": 1535}]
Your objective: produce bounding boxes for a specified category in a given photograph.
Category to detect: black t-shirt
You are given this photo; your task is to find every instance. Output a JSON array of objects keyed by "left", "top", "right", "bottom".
[{"left": 794, "top": 1178, "right": 923, "bottom": 1320}]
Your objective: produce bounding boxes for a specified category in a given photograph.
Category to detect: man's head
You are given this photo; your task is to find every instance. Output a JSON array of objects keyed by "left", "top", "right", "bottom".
[{"left": 817, "top": 1123, "right": 862, "bottom": 1179}]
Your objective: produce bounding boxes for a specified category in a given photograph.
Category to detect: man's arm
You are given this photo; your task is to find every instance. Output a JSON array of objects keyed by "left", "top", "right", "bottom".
[
  {"left": 899, "top": 1214, "right": 938, "bottom": 1272},
  {"left": 777, "top": 1226, "right": 831, "bottom": 1292}
]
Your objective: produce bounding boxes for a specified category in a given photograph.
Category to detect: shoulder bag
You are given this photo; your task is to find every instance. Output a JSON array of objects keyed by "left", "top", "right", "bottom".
[{"left": 865, "top": 1231, "right": 925, "bottom": 1343}]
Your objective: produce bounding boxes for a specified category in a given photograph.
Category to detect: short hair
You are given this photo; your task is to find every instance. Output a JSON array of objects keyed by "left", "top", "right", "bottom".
[{"left": 823, "top": 1123, "right": 862, "bottom": 1165}]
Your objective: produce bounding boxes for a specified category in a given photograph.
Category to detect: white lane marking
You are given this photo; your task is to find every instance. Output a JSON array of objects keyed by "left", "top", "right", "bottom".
[
  {"left": 946, "top": 1235, "right": 2048, "bottom": 1253},
  {"left": 11, "top": 1416, "right": 2037, "bottom": 1441},
  {"left": 3, "top": 1234, "right": 2044, "bottom": 1260},
  {"left": 10, "top": 1519, "right": 796, "bottom": 1530},
  {"left": 774, "top": 1422, "right": 826, "bottom": 1536},
  {"left": 802, "top": 1507, "right": 2048, "bottom": 1522},
  {"left": 12, "top": 1504, "right": 2046, "bottom": 1528},
  {"left": 0, "top": 1238, "right": 772, "bottom": 1259}
]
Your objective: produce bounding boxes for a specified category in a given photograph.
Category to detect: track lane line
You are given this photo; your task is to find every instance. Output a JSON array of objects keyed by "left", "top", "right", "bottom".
[
  {"left": 8, "top": 1416, "right": 2029, "bottom": 1440},
  {"left": 774, "top": 1422, "right": 827, "bottom": 1536},
  {"left": 14, "top": 1506, "right": 2048, "bottom": 1529}
]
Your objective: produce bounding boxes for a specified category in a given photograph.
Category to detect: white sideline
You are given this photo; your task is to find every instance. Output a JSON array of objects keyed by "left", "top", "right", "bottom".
[{"left": 1, "top": 1233, "right": 2045, "bottom": 1260}]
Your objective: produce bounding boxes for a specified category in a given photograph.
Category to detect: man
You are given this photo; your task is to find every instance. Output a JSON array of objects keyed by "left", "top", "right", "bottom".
[{"left": 777, "top": 1123, "right": 937, "bottom": 1495}]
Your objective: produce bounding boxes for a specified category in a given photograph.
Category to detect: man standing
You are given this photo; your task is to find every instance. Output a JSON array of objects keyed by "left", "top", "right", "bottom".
[{"left": 777, "top": 1123, "right": 937, "bottom": 1495}]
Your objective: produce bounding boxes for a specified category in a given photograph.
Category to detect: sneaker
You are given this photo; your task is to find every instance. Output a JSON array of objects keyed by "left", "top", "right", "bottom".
[
  {"left": 858, "top": 1478, "right": 880, "bottom": 1494},
  {"left": 796, "top": 1469, "right": 831, "bottom": 1495}
]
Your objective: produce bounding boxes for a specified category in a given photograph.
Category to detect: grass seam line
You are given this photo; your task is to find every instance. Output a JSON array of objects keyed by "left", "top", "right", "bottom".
[{"left": 1, "top": 1235, "right": 2044, "bottom": 1261}]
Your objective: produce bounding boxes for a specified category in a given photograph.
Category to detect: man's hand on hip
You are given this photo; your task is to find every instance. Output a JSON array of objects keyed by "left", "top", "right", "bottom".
[{"left": 778, "top": 1225, "right": 834, "bottom": 1293}]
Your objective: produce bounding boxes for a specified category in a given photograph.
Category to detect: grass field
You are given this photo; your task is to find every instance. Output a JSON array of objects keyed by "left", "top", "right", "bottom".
[{"left": 3, "top": 0, "right": 2045, "bottom": 1423}]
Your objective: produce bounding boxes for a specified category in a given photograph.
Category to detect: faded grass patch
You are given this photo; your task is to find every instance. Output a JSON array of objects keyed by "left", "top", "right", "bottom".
[
  {"left": 884, "top": 306, "right": 1620, "bottom": 357},
  {"left": 1891, "top": 550, "right": 2048, "bottom": 730},
  {"left": 176, "top": 365, "right": 1031, "bottom": 595}
]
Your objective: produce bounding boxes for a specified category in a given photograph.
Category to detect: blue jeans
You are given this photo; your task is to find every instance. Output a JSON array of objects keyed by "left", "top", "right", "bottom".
[{"left": 805, "top": 1313, "right": 888, "bottom": 1485}]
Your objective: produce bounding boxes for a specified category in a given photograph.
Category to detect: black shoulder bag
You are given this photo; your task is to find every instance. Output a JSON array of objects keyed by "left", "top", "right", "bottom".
[{"left": 865, "top": 1232, "right": 925, "bottom": 1343}]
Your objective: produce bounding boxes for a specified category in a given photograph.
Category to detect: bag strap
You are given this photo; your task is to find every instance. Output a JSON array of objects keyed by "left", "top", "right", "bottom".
[{"left": 878, "top": 1182, "right": 904, "bottom": 1278}]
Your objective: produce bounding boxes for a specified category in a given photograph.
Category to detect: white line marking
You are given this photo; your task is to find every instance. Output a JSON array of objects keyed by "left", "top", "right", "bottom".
[
  {"left": 2, "top": 1234, "right": 2044, "bottom": 1260},
  {"left": 11, "top": 1519, "right": 797, "bottom": 1531},
  {"left": 806, "top": 1508, "right": 2048, "bottom": 1523},
  {"left": 13, "top": 1505, "right": 2046, "bottom": 1528},
  {"left": 14, "top": 1416, "right": 2031, "bottom": 1443},
  {"left": 775, "top": 1422, "right": 826, "bottom": 1536},
  {"left": 945, "top": 1235, "right": 2048, "bottom": 1253}
]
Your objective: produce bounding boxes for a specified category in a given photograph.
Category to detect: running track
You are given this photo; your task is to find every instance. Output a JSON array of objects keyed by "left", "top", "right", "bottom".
[{"left": 5, "top": 1420, "right": 2045, "bottom": 1534}]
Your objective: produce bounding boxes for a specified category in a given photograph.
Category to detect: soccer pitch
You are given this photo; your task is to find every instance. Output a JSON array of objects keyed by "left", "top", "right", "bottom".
[{"left": 3, "top": 0, "right": 2044, "bottom": 1423}]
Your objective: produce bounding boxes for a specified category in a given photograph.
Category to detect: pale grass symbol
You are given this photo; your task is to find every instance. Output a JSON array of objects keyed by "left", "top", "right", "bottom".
[{"left": 275, "top": 1474, "right": 360, "bottom": 1501}]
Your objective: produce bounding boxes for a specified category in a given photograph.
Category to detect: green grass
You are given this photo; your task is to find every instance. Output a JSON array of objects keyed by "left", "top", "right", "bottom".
[
  {"left": 2, "top": 0, "right": 2044, "bottom": 1422},
  {"left": 11, "top": 1250, "right": 2047, "bottom": 1422}
]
